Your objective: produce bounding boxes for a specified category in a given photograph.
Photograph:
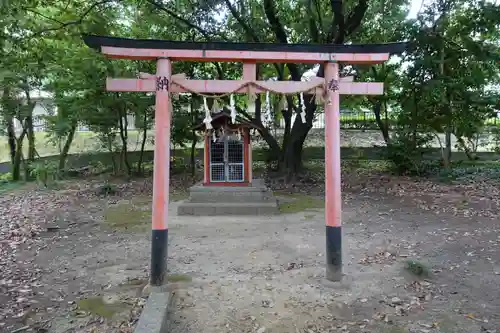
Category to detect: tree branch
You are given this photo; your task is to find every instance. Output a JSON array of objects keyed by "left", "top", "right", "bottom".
[
  {"left": 147, "top": 1, "right": 226, "bottom": 79},
  {"left": 313, "top": 0, "right": 324, "bottom": 35},
  {"left": 344, "top": 0, "right": 368, "bottom": 37},
  {"left": 223, "top": 0, "right": 284, "bottom": 79},
  {"left": 329, "top": 0, "right": 345, "bottom": 44},
  {"left": 146, "top": 0, "right": 223, "bottom": 41},
  {"left": 28, "top": 0, "right": 111, "bottom": 38},
  {"left": 23, "top": 7, "right": 66, "bottom": 26},
  {"left": 263, "top": 0, "right": 288, "bottom": 43},
  {"left": 262, "top": 0, "right": 301, "bottom": 81},
  {"left": 307, "top": 0, "right": 321, "bottom": 43},
  {"left": 223, "top": 0, "right": 260, "bottom": 42}
]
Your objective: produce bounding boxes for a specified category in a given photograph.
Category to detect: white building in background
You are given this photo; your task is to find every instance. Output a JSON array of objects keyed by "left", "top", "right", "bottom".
[{"left": 7, "top": 91, "right": 55, "bottom": 133}]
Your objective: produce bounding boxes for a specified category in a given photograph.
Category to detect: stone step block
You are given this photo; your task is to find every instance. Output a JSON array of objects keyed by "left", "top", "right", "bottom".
[
  {"left": 177, "top": 202, "right": 279, "bottom": 216},
  {"left": 188, "top": 189, "right": 274, "bottom": 203}
]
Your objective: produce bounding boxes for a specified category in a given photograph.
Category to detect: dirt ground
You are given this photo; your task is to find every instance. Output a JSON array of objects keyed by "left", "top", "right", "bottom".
[{"left": 0, "top": 171, "right": 499, "bottom": 333}]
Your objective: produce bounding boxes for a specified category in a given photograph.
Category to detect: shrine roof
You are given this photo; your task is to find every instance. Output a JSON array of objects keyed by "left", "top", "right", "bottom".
[{"left": 83, "top": 35, "right": 408, "bottom": 55}]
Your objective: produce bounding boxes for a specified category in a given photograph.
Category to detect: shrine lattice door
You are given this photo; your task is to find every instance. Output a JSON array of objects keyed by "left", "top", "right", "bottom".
[{"left": 209, "top": 137, "right": 245, "bottom": 183}]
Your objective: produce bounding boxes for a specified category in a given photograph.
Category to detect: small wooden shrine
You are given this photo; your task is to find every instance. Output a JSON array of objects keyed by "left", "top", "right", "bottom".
[{"left": 193, "top": 109, "right": 255, "bottom": 186}]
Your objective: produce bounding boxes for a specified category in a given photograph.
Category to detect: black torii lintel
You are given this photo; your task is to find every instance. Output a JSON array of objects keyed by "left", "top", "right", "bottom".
[{"left": 83, "top": 35, "right": 408, "bottom": 55}]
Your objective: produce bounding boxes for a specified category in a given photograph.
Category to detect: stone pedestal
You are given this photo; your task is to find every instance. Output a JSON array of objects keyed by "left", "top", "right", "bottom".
[{"left": 177, "top": 179, "right": 279, "bottom": 216}]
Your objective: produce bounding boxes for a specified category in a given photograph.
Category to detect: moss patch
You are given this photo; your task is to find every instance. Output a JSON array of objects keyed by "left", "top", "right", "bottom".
[
  {"left": 0, "top": 181, "right": 29, "bottom": 193},
  {"left": 103, "top": 193, "right": 188, "bottom": 230},
  {"left": 373, "top": 324, "right": 408, "bottom": 333},
  {"left": 104, "top": 201, "right": 151, "bottom": 230},
  {"left": 404, "top": 259, "right": 430, "bottom": 278},
  {"left": 278, "top": 194, "right": 325, "bottom": 214},
  {"left": 170, "top": 191, "right": 189, "bottom": 202},
  {"left": 167, "top": 273, "right": 192, "bottom": 282},
  {"left": 76, "top": 296, "right": 127, "bottom": 318}
]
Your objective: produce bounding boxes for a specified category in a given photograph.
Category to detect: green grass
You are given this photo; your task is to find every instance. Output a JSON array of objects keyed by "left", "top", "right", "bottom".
[
  {"left": 375, "top": 326, "right": 408, "bottom": 333},
  {"left": 170, "top": 191, "right": 189, "bottom": 202},
  {"left": 278, "top": 193, "right": 325, "bottom": 214},
  {"left": 0, "top": 180, "right": 29, "bottom": 193},
  {"left": 103, "top": 199, "right": 152, "bottom": 230},
  {"left": 167, "top": 273, "right": 193, "bottom": 282},
  {"left": 103, "top": 194, "right": 187, "bottom": 230},
  {"left": 0, "top": 131, "right": 159, "bottom": 163},
  {"left": 77, "top": 296, "right": 127, "bottom": 318}
]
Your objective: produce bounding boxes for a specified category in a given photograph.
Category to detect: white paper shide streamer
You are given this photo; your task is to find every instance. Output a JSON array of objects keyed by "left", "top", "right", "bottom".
[
  {"left": 203, "top": 97, "right": 213, "bottom": 130},
  {"left": 248, "top": 89, "right": 256, "bottom": 115},
  {"left": 230, "top": 94, "right": 237, "bottom": 124},
  {"left": 300, "top": 92, "right": 306, "bottom": 123},
  {"left": 264, "top": 91, "right": 273, "bottom": 127}
]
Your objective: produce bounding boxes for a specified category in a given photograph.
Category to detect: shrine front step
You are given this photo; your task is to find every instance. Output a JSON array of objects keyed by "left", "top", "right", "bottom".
[
  {"left": 188, "top": 188, "right": 274, "bottom": 203},
  {"left": 186, "top": 180, "right": 274, "bottom": 204},
  {"left": 177, "top": 202, "right": 279, "bottom": 216}
]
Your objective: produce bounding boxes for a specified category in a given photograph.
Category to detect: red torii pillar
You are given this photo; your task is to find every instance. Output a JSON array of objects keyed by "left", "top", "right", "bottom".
[
  {"left": 150, "top": 58, "right": 171, "bottom": 285},
  {"left": 324, "top": 62, "right": 342, "bottom": 280},
  {"left": 83, "top": 35, "right": 392, "bottom": 284}
]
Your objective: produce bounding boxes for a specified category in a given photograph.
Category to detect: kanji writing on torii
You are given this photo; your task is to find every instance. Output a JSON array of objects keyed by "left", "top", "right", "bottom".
[{"left": 83, "top": 35, "right": 406, "bottom": 286}]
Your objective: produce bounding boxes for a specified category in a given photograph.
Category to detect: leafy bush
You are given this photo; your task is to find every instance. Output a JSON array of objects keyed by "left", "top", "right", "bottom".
[
  {"left": 170, "top": 155, "right": 189, "bottom": 174},
  {"left": 492, "top": 127, "right": 500, "bottom": 154},
  {"left": 89, "top": 160, "right": 107, "bottom": 174},
  {"left": 385, "top": 130, "right": 436, "bottom": 176},
  {"left": 29, "top": 161, "right": 60, "bottom": 187},
  {"left": 0, "top": 172, "right": 12, "bottom": 182},
  {"left": 438, "top": 162, "right": 500, "bottom": 183}
]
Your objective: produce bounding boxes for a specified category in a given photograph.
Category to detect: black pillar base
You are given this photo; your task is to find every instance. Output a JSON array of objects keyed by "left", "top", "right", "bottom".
[
  {"left": 151, "top": 229, "right": 168, "bottom": 286},
  {"left": 326, "top": 225, "right": 342, "bottom": 281}
]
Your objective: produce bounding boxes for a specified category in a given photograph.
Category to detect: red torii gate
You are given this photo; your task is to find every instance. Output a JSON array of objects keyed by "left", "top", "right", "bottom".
[{"left": 84, "top": 35, "right": 404, "bottom": 285}]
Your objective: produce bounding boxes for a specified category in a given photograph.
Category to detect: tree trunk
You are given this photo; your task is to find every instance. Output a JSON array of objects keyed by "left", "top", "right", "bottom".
[
  {"left": 26, "top": 115, "right": 35, "bottom": 162},
  {"left": 137, "top": 128, "right": 148, "bottom": 175},
  {"left": 118, "top": 112, "right": 131, "bottom": 176},
  {"left": 383, "top": 99, "right": 390, "bottom": 140},
  {"left": 443, "top": 129, "right": 452, "bottom": 167},
  {"left": 22, "top": 88, "right": 35, "bottom": 163},
  {"left": 137, "top": 108, "right": 149, "bottom": 175},
  {"left": 12, "top": 126, "right": 28, "bottom": 181},
  {"left": 282, "top": 116, "right": 311, "bottom": 178},
  {"left": 190, "top": 133, "right": 197, "bottom": 177},
  {"left": 280, "top": 97, "right": 294, "bottom": 156},
  {"left": 106, "top": 134, "right": 117, "bottom": 175},
  {"left": 6, "top": 118, "right": 16, "bottom": 165},
  {"left": 283, "top": 138, "right": 306, "bottom": 179},
  {"left": 373, "top": 100, "right": 390, "bottom": 144},
  {"left": 58, "top": 121, "right": 77, "bottom": 172},
  {"left": 456, "top": 136, "right": 478, "bottom": 161},
  {"left": 439, "top": 43, "right": 452, "bottom": 169}
]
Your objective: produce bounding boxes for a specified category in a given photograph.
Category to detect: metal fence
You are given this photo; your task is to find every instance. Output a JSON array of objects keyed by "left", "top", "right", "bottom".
[
  {"left": 278, "top": 111, "right": 387, "bottom": 130},
  {"left": 16, "top": 111, "right": 500, "bottom": 133},
  {"left": 286, "top": 112, "right": 500, "bottom": 131}
]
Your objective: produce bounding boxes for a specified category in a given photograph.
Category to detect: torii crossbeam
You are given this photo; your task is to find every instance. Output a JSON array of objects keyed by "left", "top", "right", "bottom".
[{"left": 84, "top": 35, "right": 405, "bottom": 285}]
